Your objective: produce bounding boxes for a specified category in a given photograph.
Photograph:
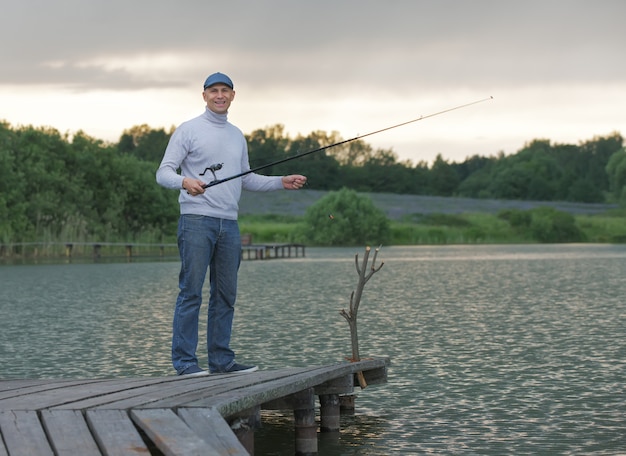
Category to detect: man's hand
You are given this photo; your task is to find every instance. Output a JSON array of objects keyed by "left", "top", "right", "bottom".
[
  {"left": 282, "top": 175, "right": 307, "bottom": 190},
  {"left": 182, "top": 177, "right": 206, "bottom": 196}
]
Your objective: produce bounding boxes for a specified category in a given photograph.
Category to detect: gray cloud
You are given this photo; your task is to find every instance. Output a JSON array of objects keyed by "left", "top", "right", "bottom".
[
  {"left": 2, "top": 0, "right": 624, "bottom": 90},
  {"left": 2, "top": 0, "right": 624, "bottom": 163}
]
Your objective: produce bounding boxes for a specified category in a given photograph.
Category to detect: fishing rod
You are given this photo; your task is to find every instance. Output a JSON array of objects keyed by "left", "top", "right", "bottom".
[{"left": 202, "top": 96, "right": 493, "bottom": 188}]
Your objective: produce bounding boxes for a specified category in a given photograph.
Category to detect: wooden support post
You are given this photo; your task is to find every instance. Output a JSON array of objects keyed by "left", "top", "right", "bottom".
[
  {"left": 92, "top": 244, "right": 101, "bottom": 259},
  {"left": 315, "top": 373, "right": 353, "bottom": 433},
  {"left": 292, "top": 388, "right": 317, "bottom": 456},
  {"left": 319, "top": 394, "right": 340, "bottom": 433},
  {"left": 65, "top": 243, "right": 73, "bottom": 258},
  {"left": 125, "top": 245, "right": 133, "bottom": 259},
  {"left": 339, "top": 395, "right": 356, "bottom": 415},
  {"left": 229, "top": 406, "right": 260, "bottom": 455}
]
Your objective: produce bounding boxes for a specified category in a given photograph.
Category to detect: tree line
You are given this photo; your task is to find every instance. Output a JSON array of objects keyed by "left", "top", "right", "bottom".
[{"left": 1, "top": 120, "right": 625, "bottom": 243}]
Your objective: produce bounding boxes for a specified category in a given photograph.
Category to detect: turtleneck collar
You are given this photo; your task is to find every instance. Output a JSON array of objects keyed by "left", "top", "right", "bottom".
[{"left": 203, "top": 107, "right": 228, "bottom": 125}]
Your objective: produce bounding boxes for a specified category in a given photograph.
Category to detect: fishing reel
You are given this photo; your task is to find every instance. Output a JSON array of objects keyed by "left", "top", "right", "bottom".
[{"left": 199, "top": 163, "right": 223, "bottom": 182}]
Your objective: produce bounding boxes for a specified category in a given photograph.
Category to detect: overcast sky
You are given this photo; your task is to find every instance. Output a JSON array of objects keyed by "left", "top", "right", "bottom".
[{"left": 1, "top": 0, "right": 624, "bottom": 164}]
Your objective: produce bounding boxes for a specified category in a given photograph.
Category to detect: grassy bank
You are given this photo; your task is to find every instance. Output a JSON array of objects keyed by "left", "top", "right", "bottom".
[
  {"left": 238, "top": 210, "right": 626, "bottom": 246},
  {"left": 237, "top": 191, "right": 625, "bottom": 245},
  {"left": 2, "top": 193, "right": 624, "bottom": 261},
  {"left": 3, "top": 211, "right": 624, "bottom": 262}
]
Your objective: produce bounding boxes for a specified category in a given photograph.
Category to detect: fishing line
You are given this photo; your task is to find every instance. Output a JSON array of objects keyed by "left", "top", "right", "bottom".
[{"left": 202, "top": 96, "right": 493, "bottom": 188}]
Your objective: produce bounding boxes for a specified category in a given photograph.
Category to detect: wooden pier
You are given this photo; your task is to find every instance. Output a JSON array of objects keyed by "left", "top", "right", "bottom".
[
  {"left": 241, "top": 243, "right": 305, "bottom": 261},
  {"left": 0, "top": 358, "right": 388, "bottom": 455},
  {"left": 1, "top": 239, "right": 305, "bottom": 261},
  {"left": 240, "top": 233, "right": 305, "bottom": 261}
]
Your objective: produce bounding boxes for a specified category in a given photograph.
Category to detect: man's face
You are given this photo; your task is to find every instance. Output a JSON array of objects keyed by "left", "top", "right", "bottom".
[{"left": 202, "top": 83, "right": 235, "bottom": 114}]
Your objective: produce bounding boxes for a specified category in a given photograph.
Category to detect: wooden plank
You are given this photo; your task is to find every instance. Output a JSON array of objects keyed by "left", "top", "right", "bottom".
[
  {"left": 209, "top": 369, "right": 335, "bottom": 414},
  {"left": 314, "top": 374, "right": 354, "bottom": 395},
  {"left": 98, "top": 369, "right": 300, "bottom": 411},
  {"left": 52, "top": 380, "right": 194, "bottom": 410},
  {"left": 0, "top": 377, "right": 174, "bottom": 410},
  {"left": 0, "top": 379, "right": 54, "bottom": 392},
  {"left": 1, "top": 361, "right": 387, "bottom": 412},
  {"left": 0, "top": 410, "right": 54, "bottom": 456},
  {"left": 0, "top": 379, "right": 108, "bottom": 401},
  {"left": 189, "top": 360, "right": 389, "bottom": 416},
  {"left": 178, "top": 407, "right": 249, "bottom": 456},
  {"left": 131, "top": 408, "right": 225, "bottom": 456},
  {"left": 40, "top": 409, "right": 101, "bottom": 456},
  {"left": 86, "top": 409, "right": 150, "bottom": 456},
  {"left": 138, "top": 368, "right": 303, "bottom": 410},
  {"left": 0, "top": 378, "right": 159, "bottom": 410},
  {"left": 52, "top": 377, "right": 197, "bottom": 410},
  {"left": 1, "top": 372, "right": 275, "bottom": 412},
  {"left": 358, "top": 365, "right": 388, "bottom": 386},
  {"left": 86, "top": 375, "right": 238, "bottom": 411}
]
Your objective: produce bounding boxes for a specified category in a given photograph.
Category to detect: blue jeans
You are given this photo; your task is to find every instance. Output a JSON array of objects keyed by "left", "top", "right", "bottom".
[{"left": 172, "top": 214, "right": 242, "bottom": 374}]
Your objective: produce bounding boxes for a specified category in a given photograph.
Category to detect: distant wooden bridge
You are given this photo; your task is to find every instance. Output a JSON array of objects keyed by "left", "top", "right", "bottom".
[
  {"left": 0, "top": 236, "right": 305, "bottom": 261},
  {"left": 240, "top": 243, "right": 306, "bottom": 261},
  {"left": 0, "top": 359, "right": 388, "bottom": 455}
]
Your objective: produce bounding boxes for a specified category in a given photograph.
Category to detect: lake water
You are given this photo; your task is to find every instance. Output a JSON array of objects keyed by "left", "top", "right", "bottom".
[{"left": 1, "top": 244, "right": 625, "bottom": 455}]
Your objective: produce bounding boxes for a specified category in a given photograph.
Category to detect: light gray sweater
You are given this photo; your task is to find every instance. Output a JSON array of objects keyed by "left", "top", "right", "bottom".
[{"left": 156, "top": 108, "right": 283, "bottom": 220}]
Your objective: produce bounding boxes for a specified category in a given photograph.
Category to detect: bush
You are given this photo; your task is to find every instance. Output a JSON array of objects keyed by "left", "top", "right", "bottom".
[
  {"left": 497, "top": 209, "right": 532, "bottom": 229},
  {"left": 529, "top": 207, "right": 585, "bottom": 242},
  {"left": 299, "top": 188, "right": 390, "bottom": 246},
  {"left": 498, "top": 207, "right": 586, "bottom": 242}
]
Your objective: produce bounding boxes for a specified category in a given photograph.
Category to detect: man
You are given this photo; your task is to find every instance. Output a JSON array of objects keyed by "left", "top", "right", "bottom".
[{"left": 156, "top": 72, "right": 307, "bottom": 376}]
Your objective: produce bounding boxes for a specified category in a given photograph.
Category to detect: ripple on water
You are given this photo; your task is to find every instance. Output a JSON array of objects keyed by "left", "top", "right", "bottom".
[{"left": 1, "top": 245, "right": 625, "bottom": 454}]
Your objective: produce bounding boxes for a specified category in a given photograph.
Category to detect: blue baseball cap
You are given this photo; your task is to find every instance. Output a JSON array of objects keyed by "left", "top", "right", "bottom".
[{"left": 203, "top": 72, "right": 234, "bottom": 90}]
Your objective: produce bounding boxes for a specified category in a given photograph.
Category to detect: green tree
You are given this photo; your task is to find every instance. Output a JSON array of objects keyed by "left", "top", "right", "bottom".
[
  {"left": 430, "top": 154, "right": 460, "bottom": 196},
  {"left": 329, "top": 138, "right": 374, "bottom": 166},
  {"left": 0, "top": 123, "right": 22, "bottom": 241},
  {"left": 246, "top": 124, "right": 290, "bottom": 174},
  {"left": 454, "top": 154, "right": 495, "bottom": 183},
  {"left": 404, "top": 160, "right": 432, "bottom": 195},
  {"left": 114, "top": 155, "right": 178, "bottom": 237},
  {"left": 567, "top": 178, "right": 604, "bottom": 203},
  {"left": 118, "top": 124, "right": 173, "bottom": 163},
  {"left": 577, "top": 134, "right": 622, "bottom": 194},
  {"left": 280, "top": 132, "right": 341, "bottom": 190},
  {"left": 346, "top": 148, "right": 406, "bottom": 193},
  {"left": 14, "top": 126, "right": 78, "bottom": 240},
  {"left": 457, "top": 168, "right": 493, "bottom": 198},
  {"left": 487, "top": 165, "right": 534, "bottom": 200},
  {"left": 606, "top": 147, "right": 626, "bottom": 205},
  {"left": 485, "top": 141, "right": 559, "bottom": 200},
  {"left": 300, "top": 188, "right": 390, "bottom": 246}
]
